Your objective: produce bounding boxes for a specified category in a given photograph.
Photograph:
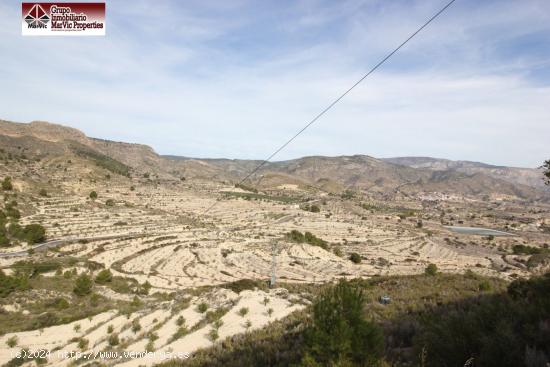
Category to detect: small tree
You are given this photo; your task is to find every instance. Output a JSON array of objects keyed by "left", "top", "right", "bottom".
[
  {"left": 22, "top": 224, "right": 46, "bottom": 244},
  {"left": 267, "top": 308, "right": 274, "bottom": 317},
  {"left": 73, "top": 274, "right": 93, "bottom": 296},
  {"left": 131, "top": 319, "right": 142, "bottom": 333},
  {"left": 176, "top": 316, "right": 186, "bottom": 326},
  {"left": 89, "top": 191, "right": 98, "bottom": 200},
  {"left": 425, "top": 263, "right": 438, "bottom": 276},
  {"left": 108, "top": 333, "right": 119, "bottom": 346},
  {"left": 303, "top": 279, "right": 383, "bottom": 365}
]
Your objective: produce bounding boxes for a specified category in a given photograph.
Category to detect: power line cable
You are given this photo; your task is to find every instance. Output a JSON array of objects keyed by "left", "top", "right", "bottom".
[{"left": 202, "top": 0, "right": 458, "bottom": 216}]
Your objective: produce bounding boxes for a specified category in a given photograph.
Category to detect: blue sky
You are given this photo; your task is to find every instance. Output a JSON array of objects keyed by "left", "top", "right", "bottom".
[{"left": 1, "top": 0, "right": 549, "bottom": 167}]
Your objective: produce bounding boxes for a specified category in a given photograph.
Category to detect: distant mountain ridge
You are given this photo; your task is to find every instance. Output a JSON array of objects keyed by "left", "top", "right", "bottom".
[
  {"left": 383, "top": 156, "right": 548, "bottom": 191},
  {"left": 0, "top": 119, "right": 547, "bottom": 201}
]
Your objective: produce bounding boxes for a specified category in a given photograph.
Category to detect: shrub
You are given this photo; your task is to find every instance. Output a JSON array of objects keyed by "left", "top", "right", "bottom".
[
  {"left": 349, "top": 252, "right": 361, "bottom": 264},
  {"left": 512, "top": 244, "right": 542, "bottom": 255},
  {"left": 73, "top": 274, "right": 93, "bottom": 296},
  {"left": 107, "top": 325, "right": 114, "bottom": 334},
  {"left": 89, "top": 191, "right": 98, "bottom": 200},
  {"left": 108, "top": 333, "right": 119, "bottom": 346},
  {"left": 2, "top": 177, "right": 13, "bottom": 191},
  {"left": 425, "top": 263, "right": 438, "bottom": 276},
  {"left": 176, "top": 316, "right": 186, "bottom": 326},
  {"left": 131, "top": 319, "right": 141, "bottom": 333},
  {"left": 94, "top": 269, "right": 113, "bottom": 284},
  {"left": 22, "top": 224, "right": 46, "bottom": 244},
  {"left": 415, "top": 274, "right": 550, "bottom": 366},
  {"left": 105, "top": 199, "right": 115, "bottom": 207},
  {"left": 171, "top": 326, "right": 188, "bottom": 342},
  {"left": 238, "top": 307, "right": 249, "bottom": 317},
  {"left": 197, "top": 302, "right": 208, "bottom": 313},
  {"left": 303, "top": 279, "right": 383, "bottom": 365},
  {"left": 479, "top": 280, "right": 491, "bottom": 291},
  {"left": 208, "top": 329, "right": 219, "bottom": 341},
  {"left": 6, "top": 336, "right": 18, "bottom": 348},
  {"left": 77, "top": 338, "right": 89, "bottom": 350},
  {"left": 285, "top": 230, "right": 328, "bottom": 249}
]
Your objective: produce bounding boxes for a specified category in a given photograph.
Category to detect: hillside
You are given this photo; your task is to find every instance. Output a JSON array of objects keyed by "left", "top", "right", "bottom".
[
  {"left": 384, "top": 156, "right": 548, "bottom": 191},
  {"left": 0, "top": 119, "right": 548, "bottom": 202}
]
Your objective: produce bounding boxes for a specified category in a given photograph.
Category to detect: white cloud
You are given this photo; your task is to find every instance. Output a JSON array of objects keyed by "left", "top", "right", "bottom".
[{"left": 0, "top": 0, "right": 549, "bottom": 168}]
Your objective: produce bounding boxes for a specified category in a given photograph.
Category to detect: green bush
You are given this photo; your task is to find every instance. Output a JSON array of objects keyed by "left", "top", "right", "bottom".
[
  {"left": 89, "top": 191, "right": 98, "bottom": 200},
  {"left": 197, "top": 302, "right": 208, "bottom": 313},
  {"left": 349, "top": 252, "right": 361, "bottom": 264},
  {"left": 2, "top": 177, "right": 13, "bottom": 191},
  {"left": 73, "top": 274, "right": 93, "bottom": 296},
  {"left": 21, "top": 224, "right": 46, "bottom": 244},
  {"left": 95, "top": 269, "right": 113, "bottom": 284},
  {"left": 238, "top": 307, "right": 249, "bottom": 317},
  {"left": 425, "top": 263, "right": 438, "bottom": 276},
  {"left": 512, "top": 244, "right": 542, "bottom": 255},
  {"left": 77, "top": 338, "right": 89, "bottom": 350},
  {"left": 108, "top": 333, "right": 120, "bottom": 346},
  {"left": 0, "top": 269, "right": 30, "bottom": 298},
  {"left": 285, "top": 230, "right": 328, "bottom": 250},
  {"left": 6, "top": 336, "right": 18, "bottom": 348}
]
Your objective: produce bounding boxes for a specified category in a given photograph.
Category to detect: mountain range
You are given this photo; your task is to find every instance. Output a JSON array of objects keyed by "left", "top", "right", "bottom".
[{"left": 1, "top": 119, "right": 547, "bottom": 201}]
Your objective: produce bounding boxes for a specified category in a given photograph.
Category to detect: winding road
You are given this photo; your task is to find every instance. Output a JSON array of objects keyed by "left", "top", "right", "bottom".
[{"left": 0, "top": 234, "right": 144, "bottom": 258}]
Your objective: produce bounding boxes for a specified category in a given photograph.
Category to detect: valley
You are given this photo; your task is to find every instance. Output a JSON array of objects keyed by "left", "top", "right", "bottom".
[{"left": 0, "top": 120, "right": 549, "bottom": 366}]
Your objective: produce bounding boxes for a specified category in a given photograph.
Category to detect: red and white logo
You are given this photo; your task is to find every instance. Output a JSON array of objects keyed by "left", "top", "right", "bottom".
[
  {"left": 24, "top": 4, "right": 50, "bottom": 28},
  {"left": 22, "top": 3, "right": 106, "bottom": 36}
]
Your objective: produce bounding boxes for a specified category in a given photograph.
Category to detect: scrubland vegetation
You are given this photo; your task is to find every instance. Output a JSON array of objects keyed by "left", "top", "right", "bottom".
[{"left": 160, "top": 272, "right": 549, "bottom": 367}]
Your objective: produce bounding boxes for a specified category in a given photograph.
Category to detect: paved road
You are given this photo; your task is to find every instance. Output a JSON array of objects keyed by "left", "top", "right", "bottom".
[{"left": 0, "top": 234, "right": 143, "bottom": 258}]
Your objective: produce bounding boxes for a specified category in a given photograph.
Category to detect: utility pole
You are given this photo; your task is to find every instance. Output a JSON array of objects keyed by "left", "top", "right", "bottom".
[{"left": 270, "top": 240, "right": 277, "bottom": 288}]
